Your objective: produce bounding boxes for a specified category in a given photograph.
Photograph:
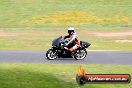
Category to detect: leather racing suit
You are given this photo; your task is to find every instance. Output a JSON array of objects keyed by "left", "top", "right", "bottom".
[{"left": 64, "top": 32, "right": 80, "bottom": 51}]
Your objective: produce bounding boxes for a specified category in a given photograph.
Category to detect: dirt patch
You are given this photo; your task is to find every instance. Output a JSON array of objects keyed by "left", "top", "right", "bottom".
[
  {"left": 1, "top": 30, "right": 132, "bottom": 37},
  {"left": 89, "top": 31, "right": 132, "bottom": 37},
  {"left": 0, "top": 30, "right": 63, "bottom": 37},
  {"left": 0, "top": 31, "right": 24, "bottom": 37},
  {"left": 115, "top": 40, "right": 132, "bottom": 43}
]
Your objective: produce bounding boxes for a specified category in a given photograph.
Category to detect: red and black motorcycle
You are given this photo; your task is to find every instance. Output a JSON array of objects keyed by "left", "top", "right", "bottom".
[{"left": 46, "top": 36, "right": 91, "bottom": 60}]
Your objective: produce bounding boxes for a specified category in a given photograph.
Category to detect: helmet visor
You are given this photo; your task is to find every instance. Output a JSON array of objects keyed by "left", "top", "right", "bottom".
[{"left": 68, "top": 30, "right": 74, "bottom": 34}]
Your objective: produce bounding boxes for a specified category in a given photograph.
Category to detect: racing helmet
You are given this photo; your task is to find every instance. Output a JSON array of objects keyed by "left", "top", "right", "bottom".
[{"left": 67, "top": 27, "right": 75, "bottom": 35}]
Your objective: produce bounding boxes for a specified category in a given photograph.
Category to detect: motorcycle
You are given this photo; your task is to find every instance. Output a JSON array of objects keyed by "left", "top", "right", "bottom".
[{"left": 46, "top": 36, "right": 91, "bottom": 60}]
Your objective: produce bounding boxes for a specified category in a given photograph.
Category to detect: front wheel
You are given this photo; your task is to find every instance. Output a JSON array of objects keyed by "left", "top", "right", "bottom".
[
  {"left": 46, "top": 49, "right": 58, "bottom": 60},
  {"left": 73, "top": 49, "right": 87, "bottom": 60}
]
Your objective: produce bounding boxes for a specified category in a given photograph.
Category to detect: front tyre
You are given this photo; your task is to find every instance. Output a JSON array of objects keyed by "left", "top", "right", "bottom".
[
  {"left": 74, "top": 49, "right": 87, "bottom": 60},
  {"left": 46, "top": 49, "right": 58, "bottom": 60}
]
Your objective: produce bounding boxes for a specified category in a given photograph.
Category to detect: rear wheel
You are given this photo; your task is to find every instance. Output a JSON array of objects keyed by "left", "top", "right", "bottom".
[
  {"left": 74, "top": 49, "right": 87, "bottom": 60},
  {"left": 46, "top": 49, "right": 58, "bottom": 60}
]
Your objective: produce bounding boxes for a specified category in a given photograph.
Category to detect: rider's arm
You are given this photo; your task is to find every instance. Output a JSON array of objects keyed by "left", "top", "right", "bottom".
[{"left": 63, "top": 35, "right": 69, "bottom": 39}]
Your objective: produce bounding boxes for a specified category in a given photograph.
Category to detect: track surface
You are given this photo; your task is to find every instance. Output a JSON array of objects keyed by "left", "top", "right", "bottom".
[{"left": 0, "top": 50, "right": 132, "bottom": 65}]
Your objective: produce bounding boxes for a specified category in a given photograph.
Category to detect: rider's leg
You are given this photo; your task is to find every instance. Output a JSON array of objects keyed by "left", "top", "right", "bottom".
[
  {"left": 69, "top": 41, "right": 81, "bottom": 51},
  {"left": 69, "top": 44, "right": 79, "bottom": 51}
]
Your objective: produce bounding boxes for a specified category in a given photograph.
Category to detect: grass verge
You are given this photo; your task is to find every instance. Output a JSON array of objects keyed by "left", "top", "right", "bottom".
[{"left": 0, "top": 63, "right": 131, "bottom": 88}]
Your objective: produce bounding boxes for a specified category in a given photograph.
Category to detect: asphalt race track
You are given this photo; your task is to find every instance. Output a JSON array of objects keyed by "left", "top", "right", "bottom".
[{"left": 0, "top": 50, "right": 132, "bottom": 65}]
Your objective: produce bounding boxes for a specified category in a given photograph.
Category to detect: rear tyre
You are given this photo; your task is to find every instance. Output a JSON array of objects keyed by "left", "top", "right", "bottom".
[
  {"left": 74, "top": 49, "right": 87, "bottom": 60},
  {"left": 46, "top": 49, "right": 58, "bottom": 60}
]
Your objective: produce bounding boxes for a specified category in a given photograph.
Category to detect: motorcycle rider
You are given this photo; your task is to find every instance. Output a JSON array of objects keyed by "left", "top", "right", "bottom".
[{"left": 63, "top": 27, "right": 81, "bottom": 52}]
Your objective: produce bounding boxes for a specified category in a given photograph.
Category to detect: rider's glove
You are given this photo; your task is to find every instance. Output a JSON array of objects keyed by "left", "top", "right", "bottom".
[{"left": 64, "top": 47, "right": 68, "bottom": 50}]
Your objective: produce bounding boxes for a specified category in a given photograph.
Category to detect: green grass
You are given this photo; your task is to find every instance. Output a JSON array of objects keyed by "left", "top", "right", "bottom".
[
  {"left": 0, "top": 0, "right": 131, "bottom": 28},
  {"left": 0, "top": 63, "right": 131, "bottom": 88}
]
